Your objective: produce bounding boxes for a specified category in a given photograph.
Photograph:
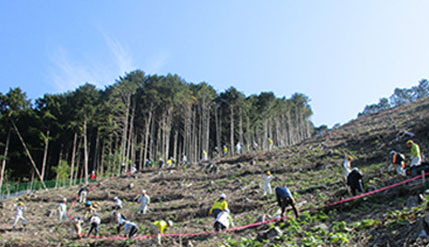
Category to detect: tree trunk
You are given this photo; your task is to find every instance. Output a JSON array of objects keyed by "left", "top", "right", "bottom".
[
  {"left": 121, "top": 94, "right": 131, "bottom": 169},
  {"left": 215, "top": 106, "right": 221, "bottom": 156},
  {"left": 11, "top": 121, "right": 47, "bottom": 190},
  {"left": 92, "top": 130, "right": 99, "bottom": 175},
  {"left": 230, "top": 105, "right": 234, "bottom": 156},
  {"left": 40, "top": 129, "right": 50, "bottom": 181},
  {"left": 69, "top": 132, "right": 78, "bottom": 185},
  {"left": 126, "top": 102, "right": 135, "bottom": 170},
  {"left": 83, "top": 119, "right": 89, "bottom": 184},
  {"left": 0, "top": 129, "right": 11, "bottom": 193},
  {"left": 143, "top": 110, "right": 152, "bottom": 164},
  {"left": 99, "top": 139, "right": 105, "bottom": 178},
  {"left": 55, "top": 148, "right": 63, "bottom": 189}
]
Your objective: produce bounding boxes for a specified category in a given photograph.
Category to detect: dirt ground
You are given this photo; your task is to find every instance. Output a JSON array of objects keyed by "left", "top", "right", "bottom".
[{"left": 2, "top": 98, "right": 429, "bottom": 246}]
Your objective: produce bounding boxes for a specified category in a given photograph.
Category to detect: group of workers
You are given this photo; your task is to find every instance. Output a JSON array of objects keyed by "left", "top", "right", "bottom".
[
  {"left": 342, "top": 139, "right": 426, "bottom": 196},
  {"left": 9, "top": 138, "right": 425, "bottom": 244},
  {"left": 70, "top": 188, "right": 167, "bottom": 243}
]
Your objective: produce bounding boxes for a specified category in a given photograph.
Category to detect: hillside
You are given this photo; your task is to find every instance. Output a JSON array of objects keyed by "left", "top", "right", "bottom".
[{"left": 1, "top": 97, "right": 429, "bottom": 247}]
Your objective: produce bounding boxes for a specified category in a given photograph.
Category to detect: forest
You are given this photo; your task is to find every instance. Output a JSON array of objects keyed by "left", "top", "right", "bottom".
[
  {"left": 0, "top": 70, "right": 313, "bottom": 191},
  {"left": 359, "top": 79, "right": 429, "bottom": 116}
]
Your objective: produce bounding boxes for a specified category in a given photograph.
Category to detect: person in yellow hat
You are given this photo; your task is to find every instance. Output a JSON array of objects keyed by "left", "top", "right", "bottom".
[
  {"left": 263, "top": 170, "right": 272, "bottom": 196},
  {"left": 407, "top": 140, "right": 422, "bottom": 167},
  {"left": 12, "top": 201, "right": 26, "bottom": 230}
]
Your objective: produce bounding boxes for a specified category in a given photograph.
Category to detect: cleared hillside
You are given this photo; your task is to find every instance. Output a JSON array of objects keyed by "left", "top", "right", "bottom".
[{"left": 1, "top": 98, "right": 429, "bottom": 247}]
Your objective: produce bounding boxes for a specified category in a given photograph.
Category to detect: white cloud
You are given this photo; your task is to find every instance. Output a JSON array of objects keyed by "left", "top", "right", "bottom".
[
  {"left": 104, "top": 34, "right": 135, "bottom": 74},
  {"left": 47, "top": 35, "right": 136, "bottom": 93}
]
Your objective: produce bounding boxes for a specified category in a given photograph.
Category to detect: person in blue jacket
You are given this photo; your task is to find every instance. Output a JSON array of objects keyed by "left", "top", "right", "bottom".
[{"left": 275, "top": 184, "right": 299, "bottom": 219}]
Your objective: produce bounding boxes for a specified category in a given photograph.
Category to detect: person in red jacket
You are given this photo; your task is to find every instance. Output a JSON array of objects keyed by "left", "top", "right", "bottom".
[{"left": 90, "top": 170, "right": 96, "bottom": 180}]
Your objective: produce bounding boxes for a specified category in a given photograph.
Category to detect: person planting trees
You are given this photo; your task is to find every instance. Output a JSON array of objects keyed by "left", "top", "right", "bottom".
[
  {"left": 275, "top": 184, "right": 299, "bottom": 219},
  {"left": 123, "top": 220, "right": 140, "bottom": 238},
  {"left": 223, "top": 145, "right": 228, "bottom": 157},
  {"left": 113, "top": 196, "right": 123, "bottom": 210},
  {"left": 57, "top": 198, "right": 68, "bottom": 222},
  {"left": 87, "top": 214, "right": 101, "bottom": 237},
  {"left": 387, "top": 150, "right": 406, "bottom": 176},
  {"left": 78, "top": 187, "right": 88, "bottom": 203},
  {"left": 112, "top": 210, "right": 126, "bottom": 234},
  {"left": 407, "top": 140, "right": 422, "bottom": 167},
  {"left": 150, "top": 219, "right": 173, "bottom": 245},
  {"left": 209, "top": 193, "right": 229, "bottom": 218},
  {"left": 343, "top": 155, "right": 353, "bottom": 181},
  {"left": 71, "top": 216, "right": 84, "bottom": 239},
  {"left": 84, "top": 201, "right": 99, "bottom": 219},
  {"left": 263, "top": 170, "right": 272, "bottom": 196},
  {"left": 135, "top": 189, "right": 150, "bottom": 215},
  {"left": 347, "top": 167, "right": 364, "bottom": 196},
  {"left": 214, "top": 209, "right": 234, "bottom": 232},
  {"left": 12, "top": 201, "right": 26, "bottom": 230}
]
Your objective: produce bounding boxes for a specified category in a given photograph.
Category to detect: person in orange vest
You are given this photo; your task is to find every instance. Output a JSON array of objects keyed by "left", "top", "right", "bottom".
[{"left": 387, "top": 151, "right": 406, "bottom": 176}]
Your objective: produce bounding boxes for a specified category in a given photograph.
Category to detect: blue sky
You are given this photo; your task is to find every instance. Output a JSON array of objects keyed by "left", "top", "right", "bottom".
[{"left": 1, "top": 1, "right": 429, "bottom": 127}]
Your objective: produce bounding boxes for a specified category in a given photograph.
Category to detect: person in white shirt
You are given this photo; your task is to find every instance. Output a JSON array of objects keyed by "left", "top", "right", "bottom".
[
  {"left": 235, "top": 142, "right": 242, "bottom": 155},
  {"left": 112, "top": 210, "right": 126, "bottom": 234},
  {"left": 123, "top": 220, "right": 139, "bottom": 238},
  {"left": 71, "top": 216, "right": 84, "bottom": 239},
  {"left": 343, "top": 155, "right": 352, "bottom": 181},
  {"left": 214, "top": 209, "right": 234, "bottom": 232},
  {"left": 78, "top": 187, "right": 88, "bottom": 203},
  {"left": 87, "top": 214, "right": 101, "bottom": 237},
  {"left": 263, "top": 171, "right": 273, "bottom": 196},
  {"left": 136, "top": 190, "right": 150, "bottom": 215},
  {"left": 113, "top": 196, "right": 123, "bottom": 210},
  {"left": 57, "top": 198, "right": 68, "bottom": 222},
  {"left": 12, "top": 202, "right": 26, "bottom": 229}
]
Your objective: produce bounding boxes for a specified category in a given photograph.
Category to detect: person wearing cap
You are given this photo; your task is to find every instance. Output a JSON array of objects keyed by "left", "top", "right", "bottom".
[
  {"left": 87, "top": 214, "right": 101, "bottom": 237},
  {"left": 263, "top": 170, "right": 273, "bottom": 196},
  {"left": 343, "top": 155, "right": 353, "bottom": 181},
  {"left": 123, "top": 220, "right": 140, "bottom": 238},
  {"left": 57, "top": 198, "right": 68, "bottom": 222},
  {"left": 120, "top": 163, "right": 126, "bottom": 176},
  {"left": 209, "top": 193, "right": 228, "bottom": 219},
  {"left": 387, "top": 150, "right": 406, "bottom": 176},
  {"left": 112, "top": 210, "right": 126, "bottom": 234},
  {"left": 113, "top": 196, "right": 123, "bottom": 210},
  {"left": 275, "top": 184, "right": 299, "bottom": 219},
  {"left": 347, "top": 167, "right": 364, "bottom": 196},
  {"left": 78, "top": 187, "right": 88, "bottom": 203},
  {"left": 71, "top": 216, "right": 84, "bottom": 239},
  {"left": 136, "top": 190, "right": 150, "bottom": 215},
  {"left": 214, "top": 209, "right": 234, "bottom": 232},
  {"left": 131, "top": 165, "right": 137, "bottom": 174},
  {"left": 150, "top": 220, "right": 173, "bottom": 245},
  {"left": 12, "top": 201, "right": 26, "bottom": 229},
  {"left": 84, "top": 201, "right": 99, "bottom": 219},
  {"left": 90, "top": 170, "right": 96, "bottom": 180},
  {"left": 407, "top": 140, "right": 422, "bottom": 167}
]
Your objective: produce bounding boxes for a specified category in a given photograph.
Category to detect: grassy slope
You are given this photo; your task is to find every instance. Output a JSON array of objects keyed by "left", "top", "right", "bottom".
[{"left": 1, "top": 98, "right": 429, "bottom": 246}]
